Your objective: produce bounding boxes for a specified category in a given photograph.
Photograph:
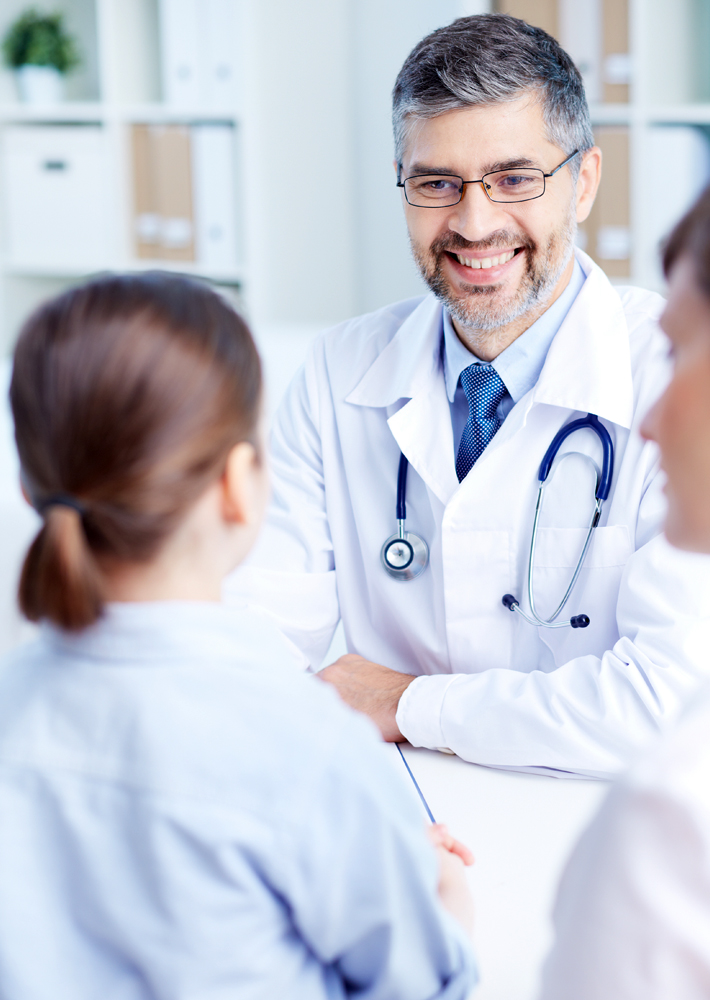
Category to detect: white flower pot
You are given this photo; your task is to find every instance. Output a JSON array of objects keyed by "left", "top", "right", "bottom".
[{"left": 15, "top": 65, "right": 64, "bottom": 105}]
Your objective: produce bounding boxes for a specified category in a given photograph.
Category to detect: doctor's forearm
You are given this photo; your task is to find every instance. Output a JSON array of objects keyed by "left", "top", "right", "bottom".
[
  {"left": 395, "top": 660, "right": 673, "bottom": 778},
  {"left": 318, "top": 655, "right": 415, "bottom": 742}
]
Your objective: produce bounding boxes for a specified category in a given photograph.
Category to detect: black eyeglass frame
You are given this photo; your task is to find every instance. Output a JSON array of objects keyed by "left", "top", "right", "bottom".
[{"left": 396, "top": 149, "right": 580, "bottom": 207}]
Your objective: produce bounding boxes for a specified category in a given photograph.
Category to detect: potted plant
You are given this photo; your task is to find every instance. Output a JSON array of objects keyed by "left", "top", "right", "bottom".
[{"left": 2, "top": 8, "right": 80, "bottom": 104}]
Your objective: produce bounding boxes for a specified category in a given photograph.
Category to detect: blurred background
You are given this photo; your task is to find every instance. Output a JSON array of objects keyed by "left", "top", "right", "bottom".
[{"left": 2, "top": 0, "right": 710, "bottom": 651}]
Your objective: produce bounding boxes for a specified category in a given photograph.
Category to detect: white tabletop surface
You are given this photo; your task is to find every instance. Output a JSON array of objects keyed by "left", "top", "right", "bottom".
[{"left": 389, "top": 743, "right": 610, "bottom": 1000}]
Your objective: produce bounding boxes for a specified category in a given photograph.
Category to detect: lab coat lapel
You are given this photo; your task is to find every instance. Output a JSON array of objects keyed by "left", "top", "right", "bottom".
[
  {"left": 532, "top": 252, "right": 635, "bottom": 428},
  {"left": 346, "top": 295, "right": 459, "bottom": 504}
]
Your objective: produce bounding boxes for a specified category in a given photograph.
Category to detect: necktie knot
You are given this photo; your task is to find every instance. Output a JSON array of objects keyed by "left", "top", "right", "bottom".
[
  {"left": 460, "top": 364, "right": 507, "bottom": 422},
  {"left": 456, "top": 364, "right": 508, "bottom": 482}
]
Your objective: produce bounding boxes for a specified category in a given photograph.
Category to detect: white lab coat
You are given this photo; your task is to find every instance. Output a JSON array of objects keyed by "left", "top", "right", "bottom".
[
  {"left": 539, "top": 683, "right": 710, "bottom": 999},
  {"left": 225, "top": 250, "right": 710, "bottom": 777}
]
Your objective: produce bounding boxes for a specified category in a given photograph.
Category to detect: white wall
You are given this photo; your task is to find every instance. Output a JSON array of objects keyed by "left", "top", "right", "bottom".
[{"left": 242, "top": 0, "right": 357, "bottom": 328}]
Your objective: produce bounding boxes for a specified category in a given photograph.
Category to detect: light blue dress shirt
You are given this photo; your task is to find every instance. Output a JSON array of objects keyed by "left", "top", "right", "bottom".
[
  {"left": 0, "top": 602, "right": 475, "bottom": 999},
  {"left": 443, "top": 260, "right": 587, "bottom": 452}
]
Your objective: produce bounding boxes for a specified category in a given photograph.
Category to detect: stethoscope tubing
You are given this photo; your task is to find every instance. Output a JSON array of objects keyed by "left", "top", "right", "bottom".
[
  {"left": 383, "top": 413, "right": 614, "bottom": 631},
  {"left": 515, "top": 412, "right": 614, "bottom": 628}
]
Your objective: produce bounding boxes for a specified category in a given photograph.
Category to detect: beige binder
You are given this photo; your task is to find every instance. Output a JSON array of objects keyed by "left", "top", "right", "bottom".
[
  {"left": 602, "top": 0, "right": 630, "bottom": 103},
  {"left": 579, "top": 126, "right": 630, "bottom": 278},
  {"left": 131, "top": 124, "right": 160, "bottom": 259},
  {"left": 154, "top": 125, "right": 195, "bottom": 262},
  {"left": 493, "top": 0, "right": 558, "bottom": 37},
  {"left": 130, "top": 124, "right": 195, "bottom": 263}
]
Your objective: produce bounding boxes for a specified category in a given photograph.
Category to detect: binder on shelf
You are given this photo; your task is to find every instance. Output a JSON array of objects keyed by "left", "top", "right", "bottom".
[
  {"left": 644, "top": 127, "right": 710, "bottom": 285},
  {"left": 130, "top": 123, "right": 238, "bottom": 271},
  {"left": 132, "top": 125, "right": 161, "bottom": 259},
  {"left": 158, "top": 0, "right": 202, "bottom": 107},
  {"left": 203, "top": 0, "right": 240, "bottom": 110},
  {"left": 601, "top": 0, "right": 630, "bottom": 103},
  {"left": 578, "top": 127, "right": 630, "bottom": 278},
  {"left": 192, "top": 125, "right": 238, "bottom": 270},
  {"left": 130, "top": 124, "right": 195, "bottom": 263},
  {"left": 154, "top": 125, "right": 195, "bottom": 262},
  {"left": 159, "top": 0, "right": 240, "bottom": 109},
  {"left": 493, "top": 1, "right": 558, "bottom": 36},
  {"left": 559, "top": 0, "right": 602, "bottom": 103}
]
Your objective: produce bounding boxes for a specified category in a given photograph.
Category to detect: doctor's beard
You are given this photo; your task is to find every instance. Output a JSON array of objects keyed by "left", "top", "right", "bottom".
[{"left": 410, "top": 215, "right": 577, "bottom": 336}]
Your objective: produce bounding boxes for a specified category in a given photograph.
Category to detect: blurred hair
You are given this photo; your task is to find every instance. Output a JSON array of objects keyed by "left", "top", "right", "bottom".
[
  {"left": 663, "top": 184, "right": 710, "bottom": 296},
  {"left": 392, "top": 13, "right": 594, "bottom": 171},
  {"left": 11, "top": 271, "right": 262, "bottom": 631}
]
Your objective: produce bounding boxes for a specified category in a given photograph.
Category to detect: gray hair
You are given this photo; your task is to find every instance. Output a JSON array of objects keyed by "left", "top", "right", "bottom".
[{"left": 393, "top": 14, "right": 594, "bottom": 171}]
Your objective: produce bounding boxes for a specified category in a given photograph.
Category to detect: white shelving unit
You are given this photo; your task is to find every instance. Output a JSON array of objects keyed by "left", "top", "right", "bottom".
[
  {"left": 0, "top": 0, "right": 364, "bottom": 355},
  {"left": 0, "top": 0, "right": 250, "bottom": 353}
]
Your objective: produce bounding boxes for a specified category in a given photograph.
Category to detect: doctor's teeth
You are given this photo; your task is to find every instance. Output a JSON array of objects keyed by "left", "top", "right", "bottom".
[{"left": 456, "top": 250, "right": 516, "bottom": 269}]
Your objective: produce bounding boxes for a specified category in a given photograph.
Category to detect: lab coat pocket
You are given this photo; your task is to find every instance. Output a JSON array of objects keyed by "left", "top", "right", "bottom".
[
  {"left": 532, "top": 525, "right": 633, "bottom": 665},
  {"left": 533, "top": 524, "right": 633, "bottom": 569}
]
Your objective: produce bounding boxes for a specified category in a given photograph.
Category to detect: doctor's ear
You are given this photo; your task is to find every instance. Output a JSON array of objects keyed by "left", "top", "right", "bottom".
[
  {"left": 220, "top": 440, "right": 268, "bottom": 526},
  {"left": 575, "top": 146, "right": 602, "bottom": 225}
]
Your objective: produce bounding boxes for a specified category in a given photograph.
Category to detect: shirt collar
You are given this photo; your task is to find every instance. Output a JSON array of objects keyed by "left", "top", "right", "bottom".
[
  {"left": 442, "top": 258, "right": 587, "bottom": 403},
  {"left": 44, "top": 601, "right": 299, "bottom": 670}
]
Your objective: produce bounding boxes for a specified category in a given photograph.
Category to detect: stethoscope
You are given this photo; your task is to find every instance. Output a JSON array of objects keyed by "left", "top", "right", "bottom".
[{"left": 381, "top": 413, "right": 614, "bottom": 631}]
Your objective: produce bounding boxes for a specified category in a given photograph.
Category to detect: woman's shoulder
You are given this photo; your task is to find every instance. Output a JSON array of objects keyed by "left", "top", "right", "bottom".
[{"left": 0, "top": 604, "right": 395, "bottom": 826}]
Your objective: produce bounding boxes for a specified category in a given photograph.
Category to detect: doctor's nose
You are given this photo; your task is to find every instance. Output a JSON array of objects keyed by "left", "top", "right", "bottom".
[{"left": 444, "top": 182, "right": 512, "bottom": 242}]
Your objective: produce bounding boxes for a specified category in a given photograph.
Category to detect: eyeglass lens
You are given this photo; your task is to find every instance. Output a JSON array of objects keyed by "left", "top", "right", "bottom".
[{"left": 404, "top": 168, "right": 546, "bottom": 206}]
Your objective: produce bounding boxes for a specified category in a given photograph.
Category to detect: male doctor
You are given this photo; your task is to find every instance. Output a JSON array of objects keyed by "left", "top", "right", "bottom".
[{"left": 226, "top": 13, "right": 710, "bottom": 778}]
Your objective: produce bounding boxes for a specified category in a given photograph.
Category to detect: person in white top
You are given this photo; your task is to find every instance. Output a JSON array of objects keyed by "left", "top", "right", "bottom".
[
  {"left": 0, "top": 272, "right": 476, "bottom": 999},
  {"left": 225, "top": 14, "right": 710, "bottom": 777},
  {"left": 538, "top": 186, "right": 710, "bottom": 998}
]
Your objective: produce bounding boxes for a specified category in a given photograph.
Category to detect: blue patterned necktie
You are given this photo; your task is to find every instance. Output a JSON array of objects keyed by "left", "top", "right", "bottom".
[{"left": 455, "top": 364, "right": 508, "bottom": 482}]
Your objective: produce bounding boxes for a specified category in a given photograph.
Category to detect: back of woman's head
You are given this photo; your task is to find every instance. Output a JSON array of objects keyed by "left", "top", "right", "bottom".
[{"left": 11, "top": 271, "right": 261, "bottom": 631}]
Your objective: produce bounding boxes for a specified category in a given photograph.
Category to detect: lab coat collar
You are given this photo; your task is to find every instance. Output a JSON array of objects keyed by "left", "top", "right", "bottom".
[
  {"left": 346, "top": 295, "right": 457, "bottom": 503},
  {"left": 346, "top": 294, "right": 443, "bottom": 408},
  {"left": 346, "top": 249, "right": 635, "bottom": 430},
  {"left": 531, "top": 250, "right": 634, "bottom": 429}
]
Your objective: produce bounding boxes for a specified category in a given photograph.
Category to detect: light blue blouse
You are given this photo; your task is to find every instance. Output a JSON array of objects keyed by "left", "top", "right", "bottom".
[
  {"left": 443, "top": 259, "right": 587, "bottom": 452},
  {"left": 0, "top": 602, "right": 476, "bottom": 999}
]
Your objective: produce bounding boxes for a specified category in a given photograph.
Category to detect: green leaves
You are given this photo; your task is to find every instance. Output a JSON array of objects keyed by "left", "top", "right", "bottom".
[{"left": 2, "top": 9, "right": 80, "bottom": 73}]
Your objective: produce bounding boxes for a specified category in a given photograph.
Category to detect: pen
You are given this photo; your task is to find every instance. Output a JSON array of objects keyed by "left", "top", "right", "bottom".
[{"left": 396, "top": 743, "right": 436, "bottom": 824}]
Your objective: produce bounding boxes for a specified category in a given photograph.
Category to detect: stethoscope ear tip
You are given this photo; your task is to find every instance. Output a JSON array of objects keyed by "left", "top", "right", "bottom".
[{"left": 570, "top": 614, "right": 590, "bottom": 628}]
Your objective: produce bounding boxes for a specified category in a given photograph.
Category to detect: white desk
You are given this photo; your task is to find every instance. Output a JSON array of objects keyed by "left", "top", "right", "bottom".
[{"left": 390, "top": 744, "right": 609, "bottom": 1000}]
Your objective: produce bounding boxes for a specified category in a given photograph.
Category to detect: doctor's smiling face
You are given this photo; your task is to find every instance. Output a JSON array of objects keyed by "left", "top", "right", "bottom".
[{"left": 399, "top": 93, "right": 600, "bottom": 358}]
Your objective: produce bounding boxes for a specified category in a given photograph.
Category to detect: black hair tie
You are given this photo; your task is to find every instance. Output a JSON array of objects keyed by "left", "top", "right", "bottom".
[{"left": 37, "top": 494, "right": 86, "bottom": 518}]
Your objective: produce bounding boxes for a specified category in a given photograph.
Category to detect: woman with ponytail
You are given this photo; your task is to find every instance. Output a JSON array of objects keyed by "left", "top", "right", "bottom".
[{"left": 0, "top": 273, "right": 476, "bottom": 999}]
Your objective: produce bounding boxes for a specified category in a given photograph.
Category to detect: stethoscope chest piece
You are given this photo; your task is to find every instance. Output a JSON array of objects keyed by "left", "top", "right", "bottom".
[
  {"left": 382, "top": 452, "right": 429, "bottom": 581},
  {"left": 381, "top": 530, "right": 429, "bottom": 581}
]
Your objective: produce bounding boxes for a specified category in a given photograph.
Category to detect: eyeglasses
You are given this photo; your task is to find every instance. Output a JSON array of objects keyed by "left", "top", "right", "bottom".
[{"left": 397, "top": 150, "right": 580, "bottom": 207}]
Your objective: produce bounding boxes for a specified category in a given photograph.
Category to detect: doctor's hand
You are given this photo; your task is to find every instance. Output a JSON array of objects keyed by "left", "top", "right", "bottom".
[{"left": 318, "top": 654, "right": 415, "bottom": 742}]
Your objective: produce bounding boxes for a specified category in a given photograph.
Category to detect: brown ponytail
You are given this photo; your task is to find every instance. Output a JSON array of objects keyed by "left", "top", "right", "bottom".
[
  {"left": 19, "top": 507, "right": 103, "bottom": 630},
  {"left": 11, "top": 272, "right": 261, "bottom": 631}
]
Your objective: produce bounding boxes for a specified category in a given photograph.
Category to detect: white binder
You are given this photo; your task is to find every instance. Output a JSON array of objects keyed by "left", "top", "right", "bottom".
[
  {"left": 159, "top": 0, "right": 240, "bottom": 109},
  {"left": 192, "top": 124, "right": 239, "bottom": 269}
]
